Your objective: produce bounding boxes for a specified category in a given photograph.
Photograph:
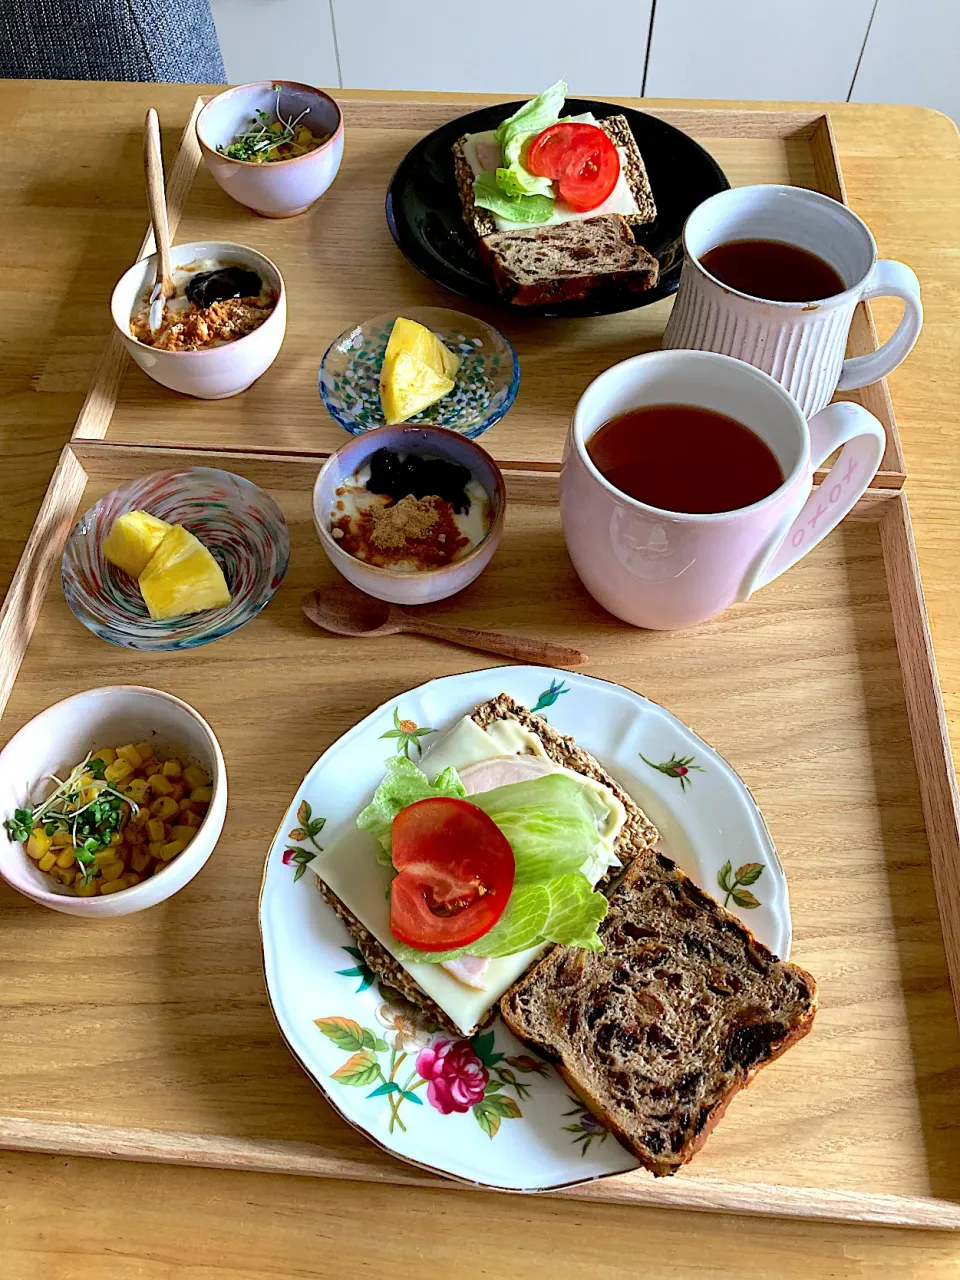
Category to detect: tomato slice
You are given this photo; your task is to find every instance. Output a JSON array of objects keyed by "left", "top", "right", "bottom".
[
  {"left": 390, "top": 797, "right": 515, "bottom": 951},
  {"left": 526, "top": 122, "right": 620, "bottom": 213}
]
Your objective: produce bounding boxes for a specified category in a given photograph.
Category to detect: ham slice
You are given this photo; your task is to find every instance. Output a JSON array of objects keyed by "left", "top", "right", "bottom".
[
  {"left": 440, "top": 953, "right": 492, "bottom": 991},
  {"left": 458, "top": 754, "right": 556, "bottom": 796}
]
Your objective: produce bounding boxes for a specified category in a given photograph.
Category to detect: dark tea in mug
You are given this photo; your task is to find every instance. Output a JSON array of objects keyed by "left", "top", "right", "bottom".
[
  {"left": 586, "top": 403, "right": 785, "bottom": 515},
  {"left": 700, "top": 238, "right": 846, "bottom": 303}
]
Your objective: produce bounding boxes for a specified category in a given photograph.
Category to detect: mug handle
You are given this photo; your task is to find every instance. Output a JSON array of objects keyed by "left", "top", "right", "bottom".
[
  {"left": 836, "top": 259, "right": 923, "bottom": 391},
  {"left": 738, "top": 401, "right": 885, "bottom": 599}
]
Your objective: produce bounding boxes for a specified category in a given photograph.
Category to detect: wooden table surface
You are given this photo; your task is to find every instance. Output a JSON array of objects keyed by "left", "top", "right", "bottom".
[{"left": 2, "top": 80, "right": 960, "bottom": 1279}]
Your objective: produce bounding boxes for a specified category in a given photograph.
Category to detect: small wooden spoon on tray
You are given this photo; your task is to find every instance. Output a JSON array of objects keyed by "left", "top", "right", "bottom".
[{"left": 302, "top": 586, "right": 587, "bottom": 668}]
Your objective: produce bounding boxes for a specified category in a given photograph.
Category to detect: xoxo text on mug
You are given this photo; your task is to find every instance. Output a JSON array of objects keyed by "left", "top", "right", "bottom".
[
  {"left": 661, "top": 185, "right": 922, "bottom": 419},
  {"left": 560, "top": 350, "right": 885, "bottom": 631}
]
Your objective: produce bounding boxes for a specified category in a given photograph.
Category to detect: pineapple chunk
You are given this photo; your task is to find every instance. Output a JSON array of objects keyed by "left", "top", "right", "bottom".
[
  {"left": 103, "top": 510, "right": 171, "bottom": 578},
  {"left": 384, "top": 317, "right": 460, "bottom": 383},
  {"left": 380, "top": 349, "right": 455, "bottom": 426},
  {"left": 138, "top": 525, "right": 232, "bottom": 621}
]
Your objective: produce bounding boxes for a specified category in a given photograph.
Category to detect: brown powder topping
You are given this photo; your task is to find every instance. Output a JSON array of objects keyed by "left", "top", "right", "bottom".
[
  {"left": 331, "top": 490, "right": 471, "bottom": 570},
  {"left": 370, "top": 495, "right": 440, "bottom": 550},
  {"left": 130, "top": 295, "right": 275, "bottom": 352}
]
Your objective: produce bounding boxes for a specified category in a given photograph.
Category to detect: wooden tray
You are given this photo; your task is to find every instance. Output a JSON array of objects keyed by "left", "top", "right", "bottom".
[
  {"left": 1, "top": 441, "right": 958, "bottom": 1228},
  {"left": 74, "top": 99, "right": 905, "bottom": 487}
]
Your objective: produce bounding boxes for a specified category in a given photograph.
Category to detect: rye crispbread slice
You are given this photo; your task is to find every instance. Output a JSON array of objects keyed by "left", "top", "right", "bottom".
[
  {"left": 313, "top": 694, "right": 660, "bottom": 1034},
  {"left": 500, "top": 857, "right": 818, "bottom": 1176},
  {"left": 452, "top": 113, "right": 657, "bottom": 242}
]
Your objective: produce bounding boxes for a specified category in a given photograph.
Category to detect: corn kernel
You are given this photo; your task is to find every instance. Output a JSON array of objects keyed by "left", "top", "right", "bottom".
[
  {"left": 99, "top": 859, "right": 124, "bottom": 881},
  {"left": 75, "top": 877, "right": 98, "bottom": 897},
  {"left": 181, "top": 810, "right": 202, "bottom": 829},
  {"left": 161, "top": 759, "right": 182, "bottom": 779},
  {"left": 51, "top": 865, "right": 76, "bottom": 885},
  {"left": 183, "top": 765, "right": 208, "bottom": 790},
  {"left": 55, "top": 848, "right": 77, "bottom": 869},
  {"left": 116, "top": 744, "right": 143, "bottom": 768},
  {"left": 26, "top": 828, "right": 51, "bottom": 859},
  {"left": 147, "top": 841, "right": 165, "bottom": 859},
  {"left": 134, "top": 742, "right": 154, "bottom": 761},
  {"left": 130, "top": 806, "right": 150, "bottom": 827},
  {"left": 119, "top": 872, "right": 140, "bottom": 888},
  {"left": 130, "top": 848, "right": 151, "bottom": 873},
  {"left": 169, "top": 784, "right": 185, "bottom": 802},
  {"left": 94, "top": 848, "right": 118, "bottom": 868},
  {"left": 190, "top": 786, "right": 212, "bottom": 804},
  {"left": 99, "top": 878, "right": 126, "bottom": 895},
  {"left": 38, "top": 851, "right": 57, "bottom": 872},
  {"left": 90, "top": 747, "right": 118, "bottom": 767},
  {"left": 147, "top": 818, "right": 165, "bottom": 842},
  {"left": 50, "top": 830, "right": 73, "bottom": 848},
  {"left": 158, "top": 839, "right": 186, "bottom": 861},
  {"left": 108, "top": 830, "right": 123, "bottom": 847},
  {"left": 105, "top": 759, "right": 133, "bottom": 784},
  {"left": 126, "top": 823, "right": 146, "bottom": 845},
  {"left": 147, "top": 773, "right": 174, "bottom": 796},
  {"left": 126, "top": 778, "right": 150, "bottom": 805},
  {"left": 150, "top": 796, "right": 179, "bottom": 821},
  {"left": 170, "top": 825, "right": 197, "bottom": 845}
]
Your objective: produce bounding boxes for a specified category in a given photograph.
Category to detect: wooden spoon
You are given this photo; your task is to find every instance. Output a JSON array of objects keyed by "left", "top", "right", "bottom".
[
  {"left": 143, "top": 108, "right": 175, "bottom": 329},
  {"left": 302, "top": 586, "right": 588, "bottom": 668}
]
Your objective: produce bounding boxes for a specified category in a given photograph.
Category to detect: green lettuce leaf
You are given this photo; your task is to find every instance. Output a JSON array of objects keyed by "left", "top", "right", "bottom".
[
  {"left": 470, "top": 773, "right": 608, "bottom": 886},
  {"left": 494, "top": 79, "right": 567, "bottom": 167},
  {"left": 495, "top": 164, "right": 553, "bottom": 199},
  {"left": 472, "top": 171, "right": 554, "bottom": 224},
  {"left": 356, "top": 756, "right": 465, "bottom": 864}
]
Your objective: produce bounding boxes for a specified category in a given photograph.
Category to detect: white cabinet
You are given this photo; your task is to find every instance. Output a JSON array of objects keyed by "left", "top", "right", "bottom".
[
  {"left": 209, "top": 0, "right": 340, "bottom": 88},
  {"left": 850, "top": 0, "right": 960, "bottom": 124},
  {"left": 331, "top": 0, "right": 652, "bottom": 96},
  {"left": 644, "top": 0, "right": 875, "bottom": 101}
]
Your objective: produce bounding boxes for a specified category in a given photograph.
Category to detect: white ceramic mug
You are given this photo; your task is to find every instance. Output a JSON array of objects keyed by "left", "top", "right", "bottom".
[
  {"left": 560, "top": 350, "right": 885, "bottom": 630},
  {"left": 661, "top": 185, "right": 923, "bottom": 418}
]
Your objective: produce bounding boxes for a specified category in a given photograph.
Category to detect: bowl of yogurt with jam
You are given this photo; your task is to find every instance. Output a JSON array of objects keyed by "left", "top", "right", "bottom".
[{"left": 313, "top": 425, "right": 505, "bottom": 605}]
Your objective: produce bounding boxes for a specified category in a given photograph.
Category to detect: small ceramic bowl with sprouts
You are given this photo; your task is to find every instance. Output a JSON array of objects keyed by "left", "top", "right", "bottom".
[
  {"left": 0, "top": 686, "right": 226, "bottom": 917},
  {"left": 197, "top": 80, "right": 344, "bottom": 218}
]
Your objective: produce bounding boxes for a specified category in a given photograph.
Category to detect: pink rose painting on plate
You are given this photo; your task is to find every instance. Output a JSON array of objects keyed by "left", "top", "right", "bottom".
[
  {"left": 316, "top": 948, "right": 549, "bottom": 1138},
  {"left": 416, "top": 1038, "right": 488, "bottom": 1114}
]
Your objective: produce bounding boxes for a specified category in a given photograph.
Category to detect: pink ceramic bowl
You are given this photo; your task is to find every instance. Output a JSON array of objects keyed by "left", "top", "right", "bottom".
[
  {"left": 312, "top": 424, "right": 506, "bottom": 606},
  {"left": 197, "top": 81, "right": 344, "bottom": 218}
]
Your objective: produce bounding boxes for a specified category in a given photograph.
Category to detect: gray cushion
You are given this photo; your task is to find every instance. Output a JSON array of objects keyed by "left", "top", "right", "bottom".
[{"left": 0, "top": 0, "right": 225, "bottom": 82}]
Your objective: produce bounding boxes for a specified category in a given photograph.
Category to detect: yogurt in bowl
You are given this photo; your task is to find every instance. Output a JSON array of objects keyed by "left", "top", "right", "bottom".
[
  {"left": 110, "top": 240, "right": 286, "bottom": 399},
  {"left": 313, "top": 425, "right": 506, "bottom": 606}
]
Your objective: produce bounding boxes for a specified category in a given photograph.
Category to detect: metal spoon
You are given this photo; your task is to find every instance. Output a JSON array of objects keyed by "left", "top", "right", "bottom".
[
  {"left": 302, "top": 586, "right": 588, "bottom": 668},
  {"left": 143, "top": 108, "right": 176, "bottom": 332}
]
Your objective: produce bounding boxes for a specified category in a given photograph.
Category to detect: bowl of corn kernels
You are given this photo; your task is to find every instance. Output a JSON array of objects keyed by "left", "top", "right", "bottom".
[{"left": 0, "top": 685, "right": 226, "bottom": 916}]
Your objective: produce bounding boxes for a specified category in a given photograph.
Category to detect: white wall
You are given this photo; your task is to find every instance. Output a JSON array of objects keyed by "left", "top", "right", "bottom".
[
  {"left": 208, "top": 0, "right": 960, "bottom": 124},
  {"left": 849, "top": 0, "right": 960, "bottom": 124},
  {"left": 644, "top": 0, "right": 876, "bottom": 101}
]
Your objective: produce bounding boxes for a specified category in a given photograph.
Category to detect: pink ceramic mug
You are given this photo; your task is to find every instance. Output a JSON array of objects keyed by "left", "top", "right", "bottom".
[{"left": 560, "top": 350, "right": 885, "bottom": 630}]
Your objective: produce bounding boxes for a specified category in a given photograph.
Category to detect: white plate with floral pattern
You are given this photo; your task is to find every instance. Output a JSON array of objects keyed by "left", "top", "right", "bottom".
[{"left": 259, "top": 666, "right": 790, "bottom": 1192}]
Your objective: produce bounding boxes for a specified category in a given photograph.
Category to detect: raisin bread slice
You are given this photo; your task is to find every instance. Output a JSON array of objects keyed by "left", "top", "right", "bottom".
[
  {"left": 480, "top": 215, "right": 659, "bottom": 306},
  {"left": 500, "top": 855, "right": 817, "bottom": 1176}
]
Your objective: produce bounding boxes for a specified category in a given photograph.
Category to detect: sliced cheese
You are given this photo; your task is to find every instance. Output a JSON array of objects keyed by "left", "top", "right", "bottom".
[
  {"left": 462, "top": 113, "right": 641, "bottom": 234},
  {"left": 310, "top": 712, "right": 628, "bottom": 1035}
]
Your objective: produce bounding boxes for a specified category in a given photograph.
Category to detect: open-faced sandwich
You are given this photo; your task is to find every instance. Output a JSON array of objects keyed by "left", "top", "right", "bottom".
[
  {"left": 309, "top": 693, "right": 817, "bottom": 1177},
  {"left": 453, "top": 82, "right": 661, "bottom": 306}
]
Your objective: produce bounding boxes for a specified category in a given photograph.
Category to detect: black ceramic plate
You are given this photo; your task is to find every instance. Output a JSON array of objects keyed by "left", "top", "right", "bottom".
[{"left": 385, "top": 98, "right": 730, "bottom": 319}]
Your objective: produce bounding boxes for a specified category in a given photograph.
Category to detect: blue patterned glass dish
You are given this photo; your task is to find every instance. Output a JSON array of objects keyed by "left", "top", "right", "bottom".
[
  {"left": 318, "top": 307, "right": 520, "bottom": 438},
  {"left": 62, "top": 467, "right": 289, "bottom": 651}
]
